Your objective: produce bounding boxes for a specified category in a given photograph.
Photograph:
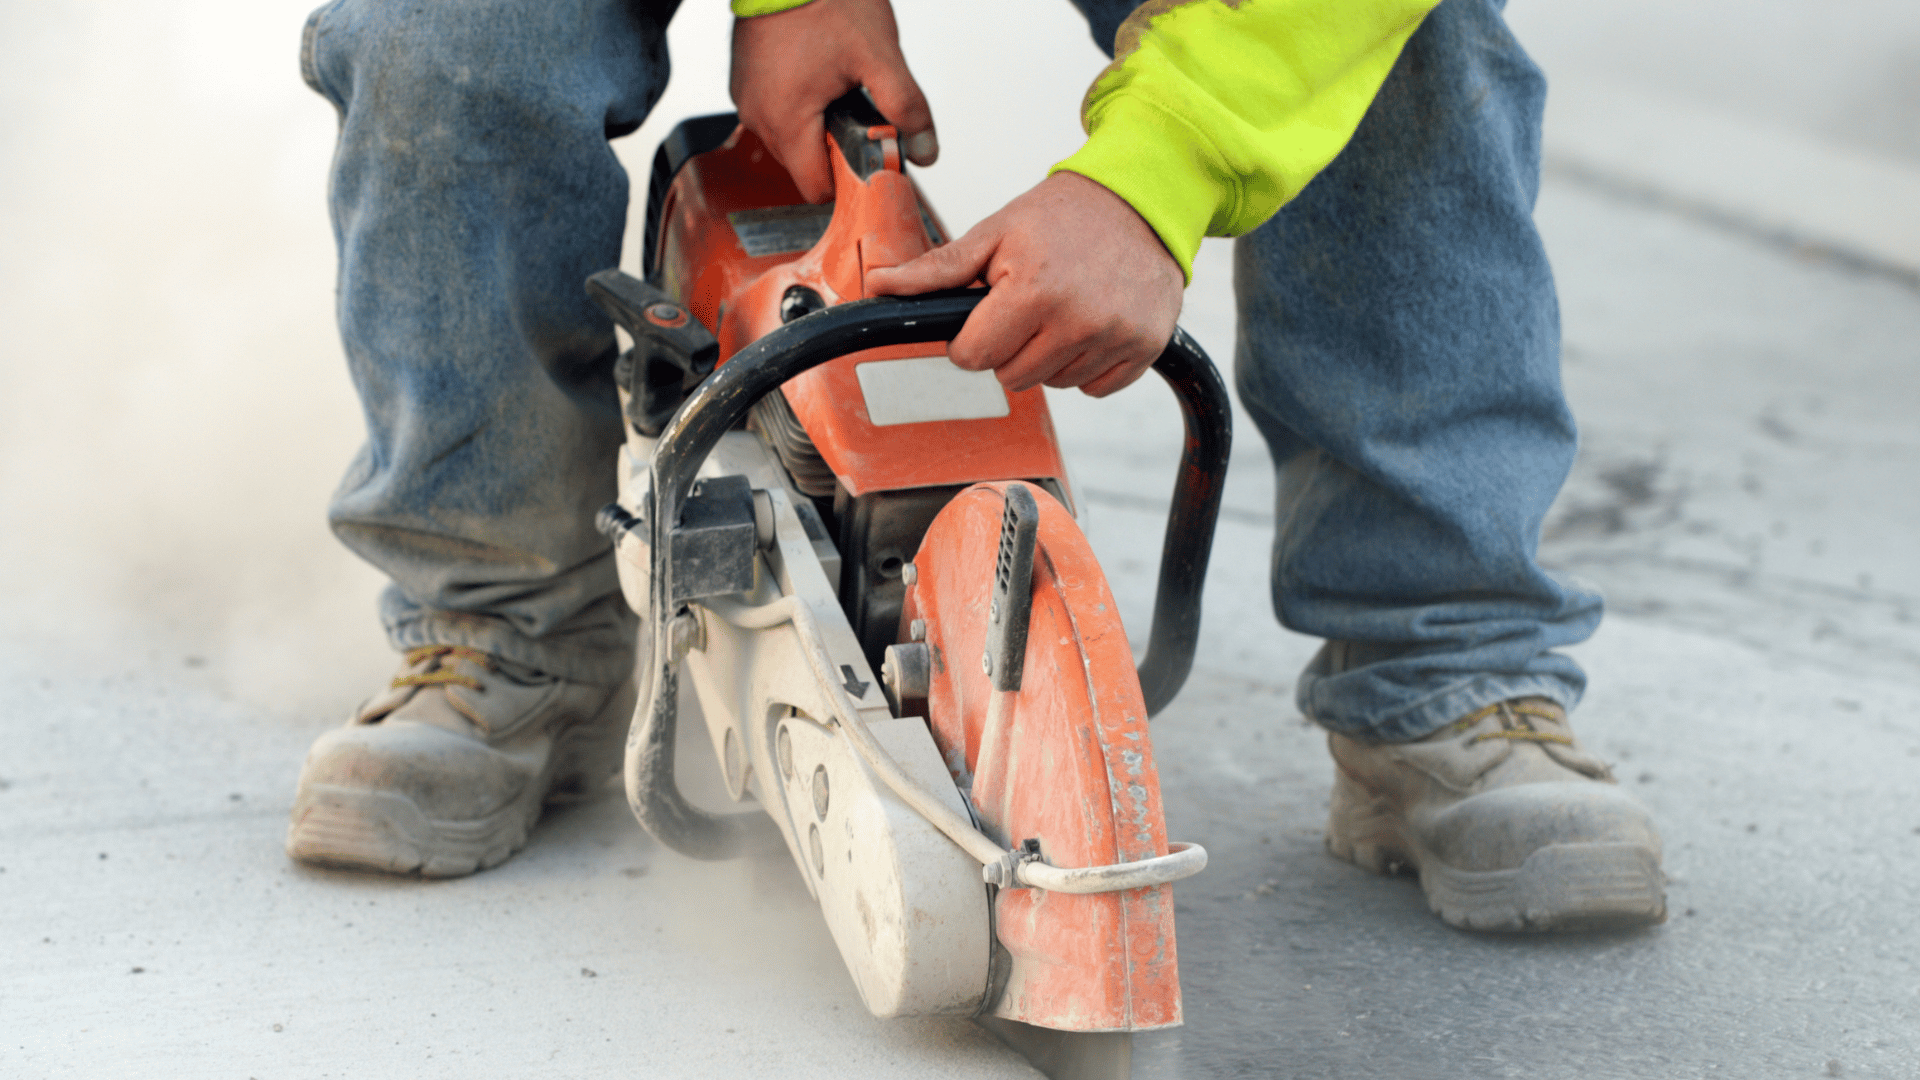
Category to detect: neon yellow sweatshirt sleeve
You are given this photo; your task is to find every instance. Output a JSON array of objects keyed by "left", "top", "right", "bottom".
[
  {"left": 1053, "top": 0, "right": 1440, "bottom": 282},
  {"left": 731, "top": 0, "right": 812, "bottom": 15}
]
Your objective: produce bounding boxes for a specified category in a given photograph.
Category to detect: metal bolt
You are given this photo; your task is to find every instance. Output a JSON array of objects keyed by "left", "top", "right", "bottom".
[
  {"left": 901, "top": 562, "right": 917, "bottom": 586},
  {"left": 812, "top": 764, "right": 830, "bottom": 819},
  {"left": 909, "top": 618, "right": 926, "bottom": 642},
  {"left": 881, "top": 643, "right": 930, "bottom": 703},
  {"left": 981, "top": 651, "right": 992, "bottom": 676}
]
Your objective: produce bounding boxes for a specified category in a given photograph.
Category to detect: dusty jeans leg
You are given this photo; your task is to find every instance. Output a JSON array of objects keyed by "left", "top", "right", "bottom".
[
  {"left": 1230, "top": 0, "right": 1604, "bottom": 742},
  {"left": 300, "top": 0, "right": 670, "bottom": 683}
]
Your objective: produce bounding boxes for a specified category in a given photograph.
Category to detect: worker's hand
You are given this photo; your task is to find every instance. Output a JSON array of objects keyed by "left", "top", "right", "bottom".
[
  {"left": 865, "top": 171, "right": 1184, "bottom": 398},
  {"left": 731, "top": 0, "right": 937, "bottom": 204}
]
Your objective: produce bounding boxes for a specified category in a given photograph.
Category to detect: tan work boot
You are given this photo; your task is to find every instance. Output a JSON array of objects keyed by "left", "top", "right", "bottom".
[
  {"left": 286, "top": 645, "right": 635, "bottom": 878},
  {"left": 1326, "top": 697, "right": 1665, "bottom": 932}
]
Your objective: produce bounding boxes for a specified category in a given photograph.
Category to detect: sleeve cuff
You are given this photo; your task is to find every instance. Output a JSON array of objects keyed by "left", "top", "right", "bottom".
[
  {"left": 1048, "top": 97, "right": 1226, "bottom": 285},
  {"left": 732, "top": 0, "right": 815, "bottom": 15}
]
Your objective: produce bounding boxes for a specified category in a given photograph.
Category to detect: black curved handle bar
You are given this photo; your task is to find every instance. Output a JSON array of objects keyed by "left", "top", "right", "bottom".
[{"left": 629, "top": 288, "right": 1231, "bottom": 860}]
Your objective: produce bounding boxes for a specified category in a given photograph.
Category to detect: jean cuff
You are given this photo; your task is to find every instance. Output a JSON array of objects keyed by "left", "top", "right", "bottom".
[
  {"left": 386, "top": 611, "right": 638, "bottom": 685},
  {"left": 1306, "top": 672, "right": 1581, "bottom": 745}
]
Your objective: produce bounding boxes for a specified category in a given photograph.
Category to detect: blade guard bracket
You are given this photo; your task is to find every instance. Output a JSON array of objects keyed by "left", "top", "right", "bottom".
[{"left": 595, "top": 474, "right": 758, "bottom": 605}]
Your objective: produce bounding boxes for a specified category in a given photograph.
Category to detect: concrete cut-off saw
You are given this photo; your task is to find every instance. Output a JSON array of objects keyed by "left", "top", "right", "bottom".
[{"left": 587, "top": 93, "right": 1231, "bottom": 1080}]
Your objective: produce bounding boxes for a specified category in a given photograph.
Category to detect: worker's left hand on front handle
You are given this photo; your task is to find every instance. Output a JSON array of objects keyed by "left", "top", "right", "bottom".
[
  {"left": 730, "top": 0, "right": 938, "bottom": 205},
  {"left": 866, "top": 171, "right": 1184, "bottom": 398}
]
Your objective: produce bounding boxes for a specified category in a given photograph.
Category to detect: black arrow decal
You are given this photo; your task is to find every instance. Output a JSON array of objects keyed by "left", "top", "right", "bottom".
[{"left": 840, "top": 665, "right": 870, "bottom": 699}]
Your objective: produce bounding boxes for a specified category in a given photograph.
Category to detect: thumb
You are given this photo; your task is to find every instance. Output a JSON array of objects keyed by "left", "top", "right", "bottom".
[
  {"left": 865, "top": 232, "right": 991, "bottom": 296},
  {"left": 861, "top": 63, "right": 938, "bottom": 166}
]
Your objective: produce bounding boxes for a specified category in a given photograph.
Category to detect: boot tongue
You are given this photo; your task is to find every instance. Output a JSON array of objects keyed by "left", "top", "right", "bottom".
[
  {"left": 1477, "top": 702, "right": 1616, "bottom": 785},
  {"left": 1393, "top": 700, "right": 1601, "bottom": 790},
  {"left": 356, "top": 647, "right": 503, "bottom": 731},
  {"left": 355, "top": 647, "right": 565, "bottom": 738},
  {"left": 1393, "top": 728, "right": 1513, "bottom": 790},
  {"left": 439, "top": 654, "right": 566, "bottom": 739}
]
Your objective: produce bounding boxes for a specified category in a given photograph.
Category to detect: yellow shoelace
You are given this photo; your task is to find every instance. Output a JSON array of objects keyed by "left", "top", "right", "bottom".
[
  {"left": 1456, "top": 699, "right": 1575, "bottom": 746},
  {"left": 391, "top": 645, "right": 493, "bottom": 692}
]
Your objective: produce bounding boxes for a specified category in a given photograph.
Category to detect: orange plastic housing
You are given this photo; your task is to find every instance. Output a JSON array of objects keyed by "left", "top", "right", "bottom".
[{"left": 651, "top": 125, "right": 1068, "bottom": 498}]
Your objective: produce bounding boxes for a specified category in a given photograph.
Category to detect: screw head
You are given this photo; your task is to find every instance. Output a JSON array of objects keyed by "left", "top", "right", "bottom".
[{"left": 643, "top": 302, "right": 689, "bottom": 329}]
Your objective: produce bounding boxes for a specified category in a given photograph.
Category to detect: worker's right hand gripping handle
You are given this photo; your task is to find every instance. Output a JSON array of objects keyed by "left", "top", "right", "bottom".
[{"left": 627, "top": 291, "right": 1230, "bottom": 860}]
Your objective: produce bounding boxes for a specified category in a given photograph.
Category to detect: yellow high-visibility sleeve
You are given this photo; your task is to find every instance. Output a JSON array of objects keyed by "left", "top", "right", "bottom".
[
  {"left": 732, "top": 0, "right": 814, "bottom": 17},
  {"left": 1052, "top": 0, "right": 1440, "bottom": 281}
]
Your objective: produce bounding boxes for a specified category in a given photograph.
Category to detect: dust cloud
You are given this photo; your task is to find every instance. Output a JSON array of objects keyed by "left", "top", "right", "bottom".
[
  {"left": 0, "top": 0, "right": 1099, "bottom": 1004},
  {"left": 0, "top": 1, "right": 734, "bottom": 713},
  {"left": 1, "top": 0, "right": 382, "bottom": 709},
  {"left": 0, "top": 0, "right": 1104, "bottom": 716}
]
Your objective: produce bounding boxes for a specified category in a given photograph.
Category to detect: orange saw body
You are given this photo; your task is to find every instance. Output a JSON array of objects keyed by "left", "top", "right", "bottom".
[{"left": 588, "top": 94, "right": 1230, "bottom": 1075}]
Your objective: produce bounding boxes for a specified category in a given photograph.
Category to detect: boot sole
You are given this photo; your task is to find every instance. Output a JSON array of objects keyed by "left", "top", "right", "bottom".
[
  {"left": 1326, "top": 775, "right": 1667, "bottom": 933},
  {"left": 285, "top": 783, "right": 542, "bottom": 879}
]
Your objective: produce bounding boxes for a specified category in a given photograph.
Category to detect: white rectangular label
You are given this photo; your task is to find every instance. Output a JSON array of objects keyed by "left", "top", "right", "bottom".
[{"left": 854, "top": 355, "right": 1011, "bottom": 427}]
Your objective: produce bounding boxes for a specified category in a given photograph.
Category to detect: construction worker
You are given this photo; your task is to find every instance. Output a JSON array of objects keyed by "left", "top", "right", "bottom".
[{"left": 289, "top": 0, "right": 1664, "bottom": 931}]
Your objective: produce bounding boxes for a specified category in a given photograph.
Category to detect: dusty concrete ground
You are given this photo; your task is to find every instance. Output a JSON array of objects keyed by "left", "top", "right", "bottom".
[{"left": 3, "top": 1, "right": 1917, "bottom": 1077}]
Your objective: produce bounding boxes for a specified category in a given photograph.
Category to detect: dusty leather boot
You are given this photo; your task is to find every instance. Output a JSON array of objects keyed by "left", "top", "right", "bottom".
[
  {"left": 1326, "top": 697, "right": 1666, "bottom": 932},
  {"left": 286, "top": 645, "right": 635, "bottom": 878}
]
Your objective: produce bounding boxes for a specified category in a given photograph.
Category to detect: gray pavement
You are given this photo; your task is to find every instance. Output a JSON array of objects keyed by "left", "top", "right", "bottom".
[
  {"left": 4, "top": 1, "right": 1919, "bottom": 1077},
  {"left": 1078, "top": 194, "right": 1920, "bottom": 1079}
]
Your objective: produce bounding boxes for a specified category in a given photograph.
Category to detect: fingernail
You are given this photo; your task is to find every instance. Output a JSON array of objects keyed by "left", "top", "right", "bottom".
[{"left": 903, "top": 130, "right": 939, "bottom": 166}]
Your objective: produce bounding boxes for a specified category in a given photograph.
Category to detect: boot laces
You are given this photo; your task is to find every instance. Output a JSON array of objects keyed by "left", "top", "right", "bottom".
[
  {"left": 391, "top": 645, "right": 494, "bottom": 692},
  {"left": 1458, "top": 699, "right": 1574, "bottom": 746}
]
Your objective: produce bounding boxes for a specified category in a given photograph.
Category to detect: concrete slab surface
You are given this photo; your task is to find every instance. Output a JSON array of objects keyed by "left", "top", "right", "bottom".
[{"left": 4, "top": 1, "right": 1918, "bottom": 1078}]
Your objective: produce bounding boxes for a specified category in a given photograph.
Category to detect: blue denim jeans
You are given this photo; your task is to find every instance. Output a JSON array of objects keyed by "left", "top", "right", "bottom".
[{"left": 303, "top": 0, "right": 1600, "bottom": 735}]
